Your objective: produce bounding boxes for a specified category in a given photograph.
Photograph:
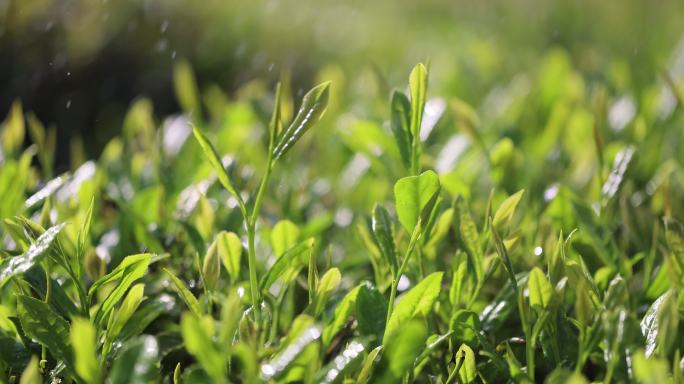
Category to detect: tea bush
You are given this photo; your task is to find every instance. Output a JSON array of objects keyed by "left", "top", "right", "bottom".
[{"left": 2, "top": 58, "right": 684, "bottom": 383}]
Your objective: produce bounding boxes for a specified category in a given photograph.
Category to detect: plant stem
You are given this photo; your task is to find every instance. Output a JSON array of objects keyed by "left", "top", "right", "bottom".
[
  {"left": 386, "top": 226, "right": 421, "bottom": 326},
  {"left": 246, "top": 157, "right": 274, "bottom": 325}
]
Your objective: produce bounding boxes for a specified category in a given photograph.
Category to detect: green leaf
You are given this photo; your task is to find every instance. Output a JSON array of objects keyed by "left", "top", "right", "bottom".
[
  {"left": 394, "top": 170, "right": 440, "bottom": 233},
  {"left": 528, "top": 267, "right": 553, "bottom": 310},
  {"left": 311, "top": 268, "right": 341, "bottom": 316},
  {"left": 173, "top": 59, "right": 201, "bottom": 117},
  {"left": 0, "top": 223, "right": 65, "bottom": 287},
  {"left": 450, "top": 310, "right": 481, "bottom": 347},
  {"left": 322, "top": 284, "right": 361, "bottom": 346},
  {"left": 317, "top": 340, "right": 365, "bottom": 384},
  {"left": 1, "top": 100, "right": 25, "bottom": 156},
  {"left": 109, "top": 336, "right": 160, "bottom": 384},
  {"left": 70, "top": 318, "right": 100, "bottom": 384},
  {"left": 218, "top": 293, "right": 242, "bottom": 351},
  {"left": 356, "top": 345, "right": 382, "bottom": 384},
  {"left": 390, "top": 90, "right": 412, "bottom": 169},
  {"left": 202, "top": 240, "right": 221, "bottom": 290},
  {"left": 181, "top": 314, "right": 225, "bottom": 382},
  {"left": 371, "top": 204, "right": 398, "bottom": 275},
  {"left": 19, "top": 356, "right": 40, "bottom": 384},
  {"left": 631, "top": 350, "right": 670, "bottom": 384},
  {"left": 356, "top": 283, "right": 388, "bottom": 345},
  {"left": 409, "top": 63, "right": 428, "bottom": 139},
  {"left": 271, "top": 219, "right": 300, "bottom": 257},
  {"left": 273, "top": 81, "right": 330, "bottom": 159},
  {"left": 107, "top": 283, "right": 145, "bottom": 341},
  {"left": 455, "top": 344, "right": 477, "bottom": 383},
  {"left": 163, "top": 268, "right": 202, "bottom": 317},
  {"left": 17, "top": 295, "right": 72, "bottom": 366},
  {"left": 664, "top": 218, "right": 684, "bottom": 285},
  {"left": 260, "top": 239, "right": 312, "bottom": 291},
  {"left": 384, "top": 271, "right": 443, "bottom": 342},
  {"left": 93, "top": 254, "right": 151, "bottom": 326},
  {"left": 216, "top": 231, "right": 242, "bottom": 282},
  {"left": 376, "top": 319, "right": 427, "bottom": 383},
  {"left": 641, "top": 290, "right": 679, "bottom": 357},
  {"left": 191, "top": 125, "right": 240, "bottom": 199},
  {"left": 492, "top": 189, "right": 525, "bottom": 229},
  {"left": 453, "top": 198, "right": 484, "bottom": 286},
  {"left": 601, "top": 146, "right": 635, "bottom": 205}
]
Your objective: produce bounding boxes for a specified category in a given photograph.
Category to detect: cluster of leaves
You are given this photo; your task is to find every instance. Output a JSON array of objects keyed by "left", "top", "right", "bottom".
[{"left": 2, "top": 55, "right": 684, "bottom": 384}]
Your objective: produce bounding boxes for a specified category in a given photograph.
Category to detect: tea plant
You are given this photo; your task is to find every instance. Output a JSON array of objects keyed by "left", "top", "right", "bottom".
[{"left": 1, "top": 57, "right": 684, "bottom": 384}]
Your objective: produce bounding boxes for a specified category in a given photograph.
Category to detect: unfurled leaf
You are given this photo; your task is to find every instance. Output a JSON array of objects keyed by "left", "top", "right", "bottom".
[
  {"left": 273, "top": 82, "right": 330, "bottom": 159},
  {"left": 371, "top": 204, "right": 398, "bottom": 274},
  {"left": 394, "top": 170, "right": 440, "bottom": 233},
  {"left": 216, "top": 231, "right": 242, "bottom": 281},
  {"left": 260, "top": 239, "right": 312, "bottom": 291},
  {"left": 271, "top": 220, "right": 300, "bottom": 257},
  {"left": 455, "top": 344, "right": 476, "bottom": 383},
  {"left": 356, "top": 283, "right": 388, "bottom": 344},
  {"left": 93, "top": 254, "right": 151, "bottom": 326},
  {"left": 384, "top": 271, "right": 443, "bottom": 342},
  {"left": 181, "top": 314, "right": 224, "bottom": 382},
  {"left": 107, "top": 283, "right": 145, "bottom": 341},
  {"left": 528, "top": 267, "right": 553, "bottom": 310},
  {"left": 641, "top": 290, "right": 679, "bottom": 357},
  {"left": 109, "top": 336, "right": 160, "bottom": 384},
  {"left": 492, "top": 189, "right": 525, "bottom": 228},
  {"left": 70, "top": 318, "right": 100, "bottom": 384},
  {"left": 311, "top": 268, "right": 341, "bottom": 316},
  {"left": 453, "top": 198, "right": 483, "bottom": 286},
  {"left": 17, "top": 295, "right": 72, "bottom": 366},
  {"left": 163, "top": 268, "right": 202, "bottom": 317},
  {"left": 322, "top": 284, "right": 361, "bottom": 346},
  {"left": 390, "top": 91, "right": 412, "bottom": 169},
  {"left": 375, "top": 319, "right": 427, "bottom": 383},
  {"left": 317, "top": 340, "right": 365, "bottom": 384},
  {"left": 0, "top": 223, "right": 65, "bottom": 287},
  {"left": 192, "top": 125, "right": 240, "bottom": 198}
]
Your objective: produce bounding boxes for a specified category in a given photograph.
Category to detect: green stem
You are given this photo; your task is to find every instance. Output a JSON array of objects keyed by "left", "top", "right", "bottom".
[
  {"left": 386, "top": 226, "right": 422, "bottom": 326},
  {"left": 246, "top": 157, "right": 274, "bottom": 325}
]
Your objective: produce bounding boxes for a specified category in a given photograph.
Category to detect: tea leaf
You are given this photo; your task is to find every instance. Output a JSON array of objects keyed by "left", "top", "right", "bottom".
[
  {"left": 409, "top": 63, "right": 428, "bottom": 139},
  {"left": 17, "top": 295, "right": 72, "bottom": 367},
  {"left": 390, "top": 90, "right": 412, "bottom": 169},
  {"left": 273, "top": 82, "right": 330, "bottom": 160},
  {"left": 394, "top": 170, "right": 440, "bottom": 233},
  {"left": 0, "top": 223, "right": 65, "bottom": 287},
  {"left": 528, "top": 267, "right": 553, "bottom": 310},
  {"left": 271, "top": 219, "right": 300, "bottom": 257},
  {"left": 109, "top": 336, "right": 160, "bottom": 384},
  {"left": 163, "top": 268, "right": 202, "bottom": 317},
  {"left": 371, "top": 204, "right": 398, "bottom": 274},
  {"left": 70, "top": 318, "right": 100, "bottom": 384},
  {"left": 492, "top": 189, "right": 525, "bottom": 229},
  {"left": 384, "top": 271, "right": 443, "bottom": 342},
  {"left": 216, "top": 231, "right": 242, "bottom": 281},
  {"left": 260, "top": 239, "right": 313, "bottom": 291}
]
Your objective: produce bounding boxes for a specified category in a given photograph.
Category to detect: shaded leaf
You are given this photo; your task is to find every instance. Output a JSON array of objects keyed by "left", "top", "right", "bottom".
[
  {"left": 390, "top": 90, "right": 412, "bottom": 169},
  {"left": 371, "top": 204, "right": 398, "bottom": 275},
  {"left": 17, "top": 295, "right": 72, "bottom": 366},
  {"left": 109, "top": 336, "right": 160, "bottom": 384}
]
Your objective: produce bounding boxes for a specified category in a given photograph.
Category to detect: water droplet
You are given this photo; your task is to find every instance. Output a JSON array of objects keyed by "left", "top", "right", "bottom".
[
  {"left": 534, "top": 246, "right": 543, "bottom": 256},
  {"left": 66, "top": 100, "right": 72, "bottom": 109},
  {"left": 66, "top": 71, "right": 71, "bottom": 77},
  {"left": 160, "top": 20, "right": 169, "bottom": 33}
]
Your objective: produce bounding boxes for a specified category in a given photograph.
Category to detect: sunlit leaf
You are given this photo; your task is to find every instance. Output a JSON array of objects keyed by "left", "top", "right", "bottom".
[
  {"left": 384, "top": 271, "right": 443, "bottom": 342},
  {"left": 273, "top": 82, "right": 330, "bottom": 159},
  {"left": 394, "top": 170, "right": 440, "bottom": 233}
]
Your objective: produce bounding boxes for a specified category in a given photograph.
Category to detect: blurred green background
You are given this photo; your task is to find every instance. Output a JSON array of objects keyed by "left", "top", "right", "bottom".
[{"left": 1, "top": 0, "right": 684, "bottom": 169}]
